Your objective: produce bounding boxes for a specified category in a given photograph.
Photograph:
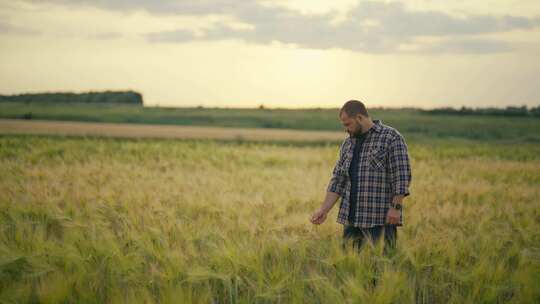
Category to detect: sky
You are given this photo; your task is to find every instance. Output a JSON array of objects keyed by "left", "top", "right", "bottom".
[{"left": 1, "top": 0, "right": 539, "bottom": 109}]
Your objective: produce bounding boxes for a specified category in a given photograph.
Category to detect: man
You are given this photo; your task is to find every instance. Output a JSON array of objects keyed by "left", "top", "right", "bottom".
[{"left": 310, "top": 100, "right": 412, "bottom": 255}]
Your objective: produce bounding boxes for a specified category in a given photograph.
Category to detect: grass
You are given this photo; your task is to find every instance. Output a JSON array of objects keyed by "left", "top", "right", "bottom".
[
  {"left": 1, "top": 134, "right": 539, "bottom": 303},
  {"left": 1, "top": 102, "right": 540, "bottom": 143}
]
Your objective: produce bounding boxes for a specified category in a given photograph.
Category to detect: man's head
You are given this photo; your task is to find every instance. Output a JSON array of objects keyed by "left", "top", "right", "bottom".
[{"left": 339, "top": 100, "right": 373, "bottom": 137}]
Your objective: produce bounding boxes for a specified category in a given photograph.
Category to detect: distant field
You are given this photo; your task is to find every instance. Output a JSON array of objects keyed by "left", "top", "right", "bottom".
[
  {"left": 0, "top": 119, "right": 345, "bottom": 144},
  {"left": 1, "top": 102, "right": 539, "bottom": 142},
  {"left": 1, "top": 135, "right": 539, "bottom": 303}
]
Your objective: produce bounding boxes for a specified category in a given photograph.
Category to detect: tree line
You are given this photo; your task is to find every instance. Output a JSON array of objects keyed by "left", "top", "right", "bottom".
[
  {"left": 0, "top": 90, "right": 143, "bottom": 105},
  {"left": 420, "top": 105, "right": 540, "bottom": 117}
]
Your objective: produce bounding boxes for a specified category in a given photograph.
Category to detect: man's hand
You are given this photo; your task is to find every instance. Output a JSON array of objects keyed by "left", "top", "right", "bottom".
[
  {"left": 310, "top": 209, "right": 328, "bottom": 225},
  {"left": 385, "top": 207, "right": 401, "bottom": 225}
]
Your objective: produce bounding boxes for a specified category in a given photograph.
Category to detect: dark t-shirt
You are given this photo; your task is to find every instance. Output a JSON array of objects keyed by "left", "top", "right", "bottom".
[{"left": 347, "top": 131, "right": 368, "bottom": 222}]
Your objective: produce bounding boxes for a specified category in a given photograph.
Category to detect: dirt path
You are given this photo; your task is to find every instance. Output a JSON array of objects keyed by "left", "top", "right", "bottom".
[{"left": 0, "top": 119, "right": 345, "bottom": 142}]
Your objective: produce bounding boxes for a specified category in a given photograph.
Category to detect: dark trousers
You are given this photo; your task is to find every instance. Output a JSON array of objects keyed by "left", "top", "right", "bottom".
[{"left": 342, "top": 224, "right": 397, "bottom": 255}]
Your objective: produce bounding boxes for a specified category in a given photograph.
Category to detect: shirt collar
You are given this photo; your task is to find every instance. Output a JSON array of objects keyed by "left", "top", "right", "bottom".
[{"left": 372, "top": 119, "right": 383, "bottom": 133}]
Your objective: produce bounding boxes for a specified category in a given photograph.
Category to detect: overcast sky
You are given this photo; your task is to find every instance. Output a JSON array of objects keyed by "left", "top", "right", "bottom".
[{"left": 1, "top": 0, "right": 539, "bottom": 108}]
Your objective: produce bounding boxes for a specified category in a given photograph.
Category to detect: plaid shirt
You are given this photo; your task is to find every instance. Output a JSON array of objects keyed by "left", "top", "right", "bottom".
[{"left": 327, "top": 119, "right": 412, "bottom": 228}]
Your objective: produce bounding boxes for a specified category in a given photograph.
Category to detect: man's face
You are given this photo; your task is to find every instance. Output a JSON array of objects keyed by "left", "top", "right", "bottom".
[{"left": 340, "top": 112, "right": 363, "bottom": 136}]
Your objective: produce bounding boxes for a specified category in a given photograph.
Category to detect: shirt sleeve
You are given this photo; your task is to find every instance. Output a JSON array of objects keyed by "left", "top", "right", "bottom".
[
  {"left": 388, "top": 133, "right": 412, "bottom": 197},
  {"left": 326, "top": 140, "right": 347, "bottom": 197}
]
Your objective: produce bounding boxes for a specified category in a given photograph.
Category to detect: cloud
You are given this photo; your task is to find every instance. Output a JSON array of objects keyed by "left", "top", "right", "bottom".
[
  {"left": 414, "top": 38, "right": 514, "bottom": 54},
  {"left": 20, "top": 0, "right": 262, "bottom": 16},
  {"left": 0, "top": 20, "right": 40, "bottom": 36},
  {"left": 16, "top": 0, "right": 540, "bottom": 53},
  {"left": 344, "top": 2, "right": 537, "bottom": 36}
]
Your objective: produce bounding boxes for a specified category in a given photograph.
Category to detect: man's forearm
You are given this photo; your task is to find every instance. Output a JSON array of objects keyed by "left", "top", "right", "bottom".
[{"left": 319, "top": 191, "right": 341, "bottom": 214}]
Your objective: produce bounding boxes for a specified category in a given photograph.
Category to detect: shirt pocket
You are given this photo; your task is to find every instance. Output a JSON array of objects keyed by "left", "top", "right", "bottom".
[{"left": 368, "top": 146, "right": 387, "bottom": 171}]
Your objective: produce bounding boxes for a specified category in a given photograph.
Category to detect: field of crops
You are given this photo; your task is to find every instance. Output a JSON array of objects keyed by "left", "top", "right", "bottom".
[
  {"left": 2, "top": 102, "right": 540, "bottom": 143},
  {"left": 1, "top": 133, "right": 539, "bottom": 303}
]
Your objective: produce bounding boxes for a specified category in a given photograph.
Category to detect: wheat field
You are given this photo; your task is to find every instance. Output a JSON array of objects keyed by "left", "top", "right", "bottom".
[{"left": 1, "top": 134, "right": 539, "bottom": 303}]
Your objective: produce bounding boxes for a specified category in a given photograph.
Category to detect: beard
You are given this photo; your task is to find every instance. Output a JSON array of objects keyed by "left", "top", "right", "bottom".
[{"left": 349, "top": 125, "right": 363, "bottom": 137}]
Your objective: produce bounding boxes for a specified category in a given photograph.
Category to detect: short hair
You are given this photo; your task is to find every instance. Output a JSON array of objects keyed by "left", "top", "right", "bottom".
[{"left": 340, "top": 100, "right": 369, "bottom": 118}]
